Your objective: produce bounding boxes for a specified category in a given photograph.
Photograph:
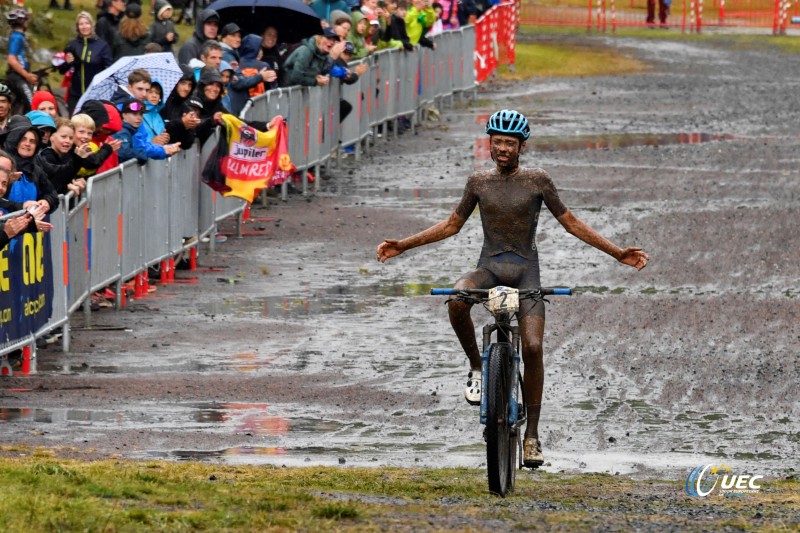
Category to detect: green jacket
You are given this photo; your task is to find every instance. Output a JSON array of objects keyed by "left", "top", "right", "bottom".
[
  {"left": 347, "top": 10, "right": 371, "bottom": 60},
  {"left": 282, "top": 36, "right": 330, "bottom": 87},
  {"left": 405, "top": 6, "right": 435, "bottom": 45}
]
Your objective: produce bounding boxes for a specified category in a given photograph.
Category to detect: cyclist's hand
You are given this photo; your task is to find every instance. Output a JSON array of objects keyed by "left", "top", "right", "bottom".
[
  {"left": 618, "top": 247, "right": 649, "bottom": 270},
  {"left": 26, "top": 72, "right": 39, "bottom": 86},
  {"left": 377, "top": 239, "right": 404, "bottom": 262}
]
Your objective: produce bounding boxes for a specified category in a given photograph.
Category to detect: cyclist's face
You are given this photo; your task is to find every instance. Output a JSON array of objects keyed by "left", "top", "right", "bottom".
[
  {"left": 51, "top": 125, "right": 75, "bottom": 156},
  {"left": 0, "top": 97, "right": 9, "bottom": 118},
  {"left": 490, "top": 134, "right": 524, "bottom": 169},
  {"left": 17, "top": 131, "right": 38, "bottom": 158},
  {"left": 37, "top": 100, "right": 57, "bottom": 118}
]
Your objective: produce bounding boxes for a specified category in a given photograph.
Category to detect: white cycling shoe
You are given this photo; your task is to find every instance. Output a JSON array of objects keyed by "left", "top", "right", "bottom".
[{"left": 464, "top": 370, "right": 482, "bottom": 406}]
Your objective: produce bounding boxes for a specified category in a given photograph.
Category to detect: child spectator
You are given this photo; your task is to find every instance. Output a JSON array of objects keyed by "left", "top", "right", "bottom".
[
  {"left": 142, "top": 80, "right": 170, "bottom": 145},
  {"left": 71, "top": 113, "right": 121, "bottom": 179},
  {"left": 161, "top": 65, "right": 201, "bottom": 147},
  {"left": 112, "top": 3, "right": 150, "bottom": 60},
  {"left": 348, "top": 11, "right": 376, "bottom": 59},
  {"left": 31, "top": 91, "right": 59, "bottom": 120},
  {"left": 150, "top": 0, "right": 179, "bottom": 54},
  {"left": 112, "top": 99, "right": 180, "bottom": 164},
  {"left": 219, "top": 61, "right": 234, "bottom": 115},
  {"left": 34, "top": 117, "right": 83, "bottom": 197}
]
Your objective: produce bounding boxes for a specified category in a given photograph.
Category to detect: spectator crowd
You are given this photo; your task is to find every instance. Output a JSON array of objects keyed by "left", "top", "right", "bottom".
[{"left": 1, "top": 0, "right": 494, "bottom": 344}]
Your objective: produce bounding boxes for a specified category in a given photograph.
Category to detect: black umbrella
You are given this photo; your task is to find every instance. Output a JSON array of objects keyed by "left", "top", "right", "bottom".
[{"left": 207, "top": 0, "right": 323, "bottom": 44}]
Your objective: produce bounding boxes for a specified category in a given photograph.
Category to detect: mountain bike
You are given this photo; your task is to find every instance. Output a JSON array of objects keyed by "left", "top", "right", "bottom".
[{"left": 430, "top": 285, "right": 571, "bottom": 496}]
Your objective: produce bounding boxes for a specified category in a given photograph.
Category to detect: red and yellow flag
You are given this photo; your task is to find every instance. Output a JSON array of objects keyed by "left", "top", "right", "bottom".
[{"left": 219, "top": 114, "right": 296, "bottom": 203}]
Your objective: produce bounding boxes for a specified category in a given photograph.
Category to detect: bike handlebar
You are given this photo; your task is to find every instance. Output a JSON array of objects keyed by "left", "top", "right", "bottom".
[{"left": 430, "top": 287, "right": 572, "bottom": 296}]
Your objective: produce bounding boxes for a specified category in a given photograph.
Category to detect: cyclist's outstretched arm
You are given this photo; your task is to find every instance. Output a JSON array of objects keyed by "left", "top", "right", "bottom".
[
  {"left": 556, "top": 210, "right": 649, "bottom": 270},
  {"left": 377, "top": 211, "right": 467, "bottom": 262}
]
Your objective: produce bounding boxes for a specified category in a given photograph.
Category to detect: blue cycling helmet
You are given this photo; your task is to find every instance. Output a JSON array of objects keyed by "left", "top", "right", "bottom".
[{"left": 485, "top": 109, "right": 530, "bottom": 140}]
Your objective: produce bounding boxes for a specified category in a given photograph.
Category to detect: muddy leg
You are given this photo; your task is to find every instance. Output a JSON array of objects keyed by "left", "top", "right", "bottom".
[
  {"left": 448, "top": 298, "right": 481, "bottom": 371},
  {"left": 520, "top": 311, "right": 545, "bottom": 440}
]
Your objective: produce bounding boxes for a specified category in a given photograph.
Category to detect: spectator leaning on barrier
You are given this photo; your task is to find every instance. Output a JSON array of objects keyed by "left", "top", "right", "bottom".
[
  {"left": 161, "top": 65, "right": 201, "bottom": 146},
  {"left": 2, "top": 118, "right": 59, "bottom": 215},
  {"left": 334, "top": 41, "right": 368, "bottom": 122},
  {"left": 34, "top": 117, "right": 85, "bottom": 197},
  {"left": 70, "top": 112, "right": 122, "bottom": 180},
  {"left": 112, "top": 99, "right": 181, "bottom": 164},
  {"left": 390, "top": 1, "right": 414, "bottom": 50},
  {"left": 96, "top": 0, "right": 127, "bottom": 48},
  {"left": 281, "top": 29, "right": 339, "bottom": 88},
  {"left": 177, "top": 8, "right": 221, "bottom": 66},
  {"left": 61, "top": 11, "right": 114, "bottom": 114},
  {"left": 112, "top": 3, "right": 151, "bottom": 60},
  {"left": 193, "top": 68, "right": 228, "bottom": 145},
  {"left": 371, "top": 4, "right": 404, "bottom": 51},
  {"left": 406, "top": 0, "right": 436, "bottom": 48},
  {"left": 149, "top": 0, "right": 179, "bottom": 54}
]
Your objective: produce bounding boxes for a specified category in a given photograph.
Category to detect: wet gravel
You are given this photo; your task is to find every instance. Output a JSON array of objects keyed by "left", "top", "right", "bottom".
[{"left": 1, "top": 32, "right": 798, "bottom": 529}]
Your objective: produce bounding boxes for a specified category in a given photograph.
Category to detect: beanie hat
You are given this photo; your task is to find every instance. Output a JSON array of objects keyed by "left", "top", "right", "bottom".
[
  {"left": 329, "top": 9, "right": 351, "bottom": 24},
  {"left": 31, "top": 91, "right": 58, "bottom": 113}
]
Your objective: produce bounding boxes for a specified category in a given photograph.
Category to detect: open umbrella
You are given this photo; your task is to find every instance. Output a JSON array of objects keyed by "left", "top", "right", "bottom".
[
  {"left": 74, "top": 53, "right": 183, "bottom": 113},
  {"left": 207, "top": 0, "right": 322, "bottom": 44}
]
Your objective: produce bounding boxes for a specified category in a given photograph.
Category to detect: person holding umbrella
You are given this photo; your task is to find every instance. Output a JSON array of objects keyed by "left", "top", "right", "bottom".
[{"left": 60, "top": 11, "right": 114, "bottom": 114}]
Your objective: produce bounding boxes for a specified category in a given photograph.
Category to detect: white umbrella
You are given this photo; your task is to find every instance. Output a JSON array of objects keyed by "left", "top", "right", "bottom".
[{"left": 74, "top": 53, "right": 184, "bottom": 113}]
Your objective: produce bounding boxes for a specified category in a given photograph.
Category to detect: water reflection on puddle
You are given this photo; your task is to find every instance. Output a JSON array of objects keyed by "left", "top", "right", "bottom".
[{"left": 200, "top": 279, "right": 451, "bottom": 318}]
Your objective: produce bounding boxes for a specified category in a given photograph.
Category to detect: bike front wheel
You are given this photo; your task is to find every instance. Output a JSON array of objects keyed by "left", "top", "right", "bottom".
[{"left": 486, "top": 342, "right": 514, "bottom": 496}]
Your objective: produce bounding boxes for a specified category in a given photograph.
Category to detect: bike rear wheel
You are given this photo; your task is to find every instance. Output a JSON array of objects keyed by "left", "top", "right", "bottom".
[{"left": 486, "top": 342, "right": 514, "bottom": 496}]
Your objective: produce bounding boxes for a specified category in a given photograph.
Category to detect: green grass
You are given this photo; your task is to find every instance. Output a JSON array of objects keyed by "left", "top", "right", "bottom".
[
  {"left": 499, "top": 40, "right": 649, "bottom": 80},
  {"left": 0, "top": 448, "right": 797, "bottom": 531}
]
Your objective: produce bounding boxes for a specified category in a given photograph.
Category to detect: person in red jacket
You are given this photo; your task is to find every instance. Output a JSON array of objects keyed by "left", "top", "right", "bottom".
[{"left": 93, "top": 102, "right": 124, "bottom": 174}]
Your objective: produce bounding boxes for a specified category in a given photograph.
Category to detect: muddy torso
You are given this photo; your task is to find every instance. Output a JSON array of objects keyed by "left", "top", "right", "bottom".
[{"left": 454, "top": 167, "right": 568, "bottom": 261}]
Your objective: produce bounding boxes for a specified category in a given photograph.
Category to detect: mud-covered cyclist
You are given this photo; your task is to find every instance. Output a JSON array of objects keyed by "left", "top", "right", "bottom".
[{"left": 376, "top": 109, "right": 649, "bottom": 467}]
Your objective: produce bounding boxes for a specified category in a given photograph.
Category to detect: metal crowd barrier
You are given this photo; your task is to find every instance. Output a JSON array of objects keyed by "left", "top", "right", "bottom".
[{"left": 1, "top": 26, "right": 479, "bottom": 370}]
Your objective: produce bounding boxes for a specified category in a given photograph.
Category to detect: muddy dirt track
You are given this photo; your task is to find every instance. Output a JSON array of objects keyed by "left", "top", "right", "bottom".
[{"left": 1, "top": 32, "right": 798, "bottom": 520}]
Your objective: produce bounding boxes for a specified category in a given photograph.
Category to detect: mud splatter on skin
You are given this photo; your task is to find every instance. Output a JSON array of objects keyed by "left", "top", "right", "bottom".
[{"left": 1, "top": 35, "right": 798, "bottom": 481}]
